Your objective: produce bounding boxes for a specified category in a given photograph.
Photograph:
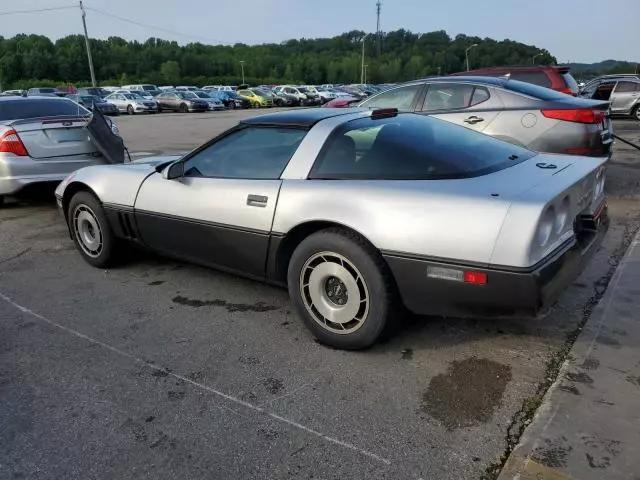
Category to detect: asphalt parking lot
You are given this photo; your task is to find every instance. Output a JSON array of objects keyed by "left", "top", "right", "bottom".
[{"left": 1, "top": 111, "right": 639, "bottom": 479}]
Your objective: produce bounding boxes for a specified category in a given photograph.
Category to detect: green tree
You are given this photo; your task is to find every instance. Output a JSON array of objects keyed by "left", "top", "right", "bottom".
[{"left": 160, "top": 60, "right": 180, "bottom": 85}]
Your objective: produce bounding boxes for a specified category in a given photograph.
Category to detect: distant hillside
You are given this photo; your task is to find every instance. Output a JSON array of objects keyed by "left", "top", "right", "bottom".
[
  {"left": 567, "top": 60, "right": 638, "bottom": 76},
  {"left": 0, "top": 30, "right": 557, "bottom": 89}
]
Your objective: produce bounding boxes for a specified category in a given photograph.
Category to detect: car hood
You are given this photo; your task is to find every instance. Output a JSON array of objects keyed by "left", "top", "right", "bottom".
[{"left": 55, "top": 155, "right": 182, "bottom": 206}]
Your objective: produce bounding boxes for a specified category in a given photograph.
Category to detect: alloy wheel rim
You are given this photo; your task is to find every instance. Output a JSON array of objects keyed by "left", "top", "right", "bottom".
[
  {"left": 299, "top": 251, "right": 369, "bottom": 335},
  {"left": 73, "top": 205, "right": 103, "bottom": 258}
]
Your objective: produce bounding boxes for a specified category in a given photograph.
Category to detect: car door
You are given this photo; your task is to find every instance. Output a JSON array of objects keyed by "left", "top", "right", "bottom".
[
  {"left": 134, "top": 126, "right": 308, "bottom": 277},
  {"left": 110, "top": 94, "right": 124, "bottom": 112},
  {"left": 418, "top": 82, "right": 501, "bottom": 132},
  {"left": 609, "top": 81, "right": 639, "bottom": 114}
]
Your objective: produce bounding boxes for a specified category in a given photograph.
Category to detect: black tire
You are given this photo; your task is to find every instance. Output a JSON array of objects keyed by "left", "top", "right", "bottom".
[
  {"left": 0, "top": 195, "right": 4, "bottom": 207},
  {"left": 179, "top": 103, "right": 188, "bottom": 113},
  {"left": 633, "top": 104, "right": 640, "bottom": 121},
  {"left": 67, "top": 191, "right": 120, "bottom": 268},
  {"left": 127, "top": 105, "right": 135, "bottom": 115},
  {"left": 287, "top": 228, "right": 397, "bottom": 350}
]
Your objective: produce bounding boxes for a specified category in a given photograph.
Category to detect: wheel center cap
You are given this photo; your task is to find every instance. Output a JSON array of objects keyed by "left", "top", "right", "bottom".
[{"left": 325, "top": 276, "right": 348, "bottom": 306}]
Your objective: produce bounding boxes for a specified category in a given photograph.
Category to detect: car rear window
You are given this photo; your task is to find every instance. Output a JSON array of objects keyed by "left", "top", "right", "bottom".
[
  {"left": 509, "top": 71, "right": 552, "bottom": 88},
  {"left": 502, "top": 79, "right": 570, "bottom": 101},
  {"left": 0, "top": 98, "right": 89, "bottom": 121},
  {"left": 310, "top": 114, "right": 534, "bottom": 180},
  {"left": 562, "top": 72, "right": 580, "bottom": 94}
]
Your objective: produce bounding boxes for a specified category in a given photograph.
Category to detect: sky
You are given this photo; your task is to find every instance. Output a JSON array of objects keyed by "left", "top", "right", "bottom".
[{"left": 1, "top": 0, "right": 639, "bottom": 63}]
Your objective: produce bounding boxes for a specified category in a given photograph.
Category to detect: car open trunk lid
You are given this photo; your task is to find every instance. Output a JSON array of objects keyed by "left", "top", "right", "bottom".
[{"left": 9, "top": 115, "right": 98, "bottom": 159}]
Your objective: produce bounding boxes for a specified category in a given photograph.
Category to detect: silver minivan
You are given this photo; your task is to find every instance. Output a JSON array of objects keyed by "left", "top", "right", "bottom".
[{"left": 580, "top": 77, "right": 640, "bottom": 120}]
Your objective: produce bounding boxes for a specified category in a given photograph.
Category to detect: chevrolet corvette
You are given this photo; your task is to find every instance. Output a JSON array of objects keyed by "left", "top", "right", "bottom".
[{"left": 55, "top": 108, "right": 608, "bottom": 349}]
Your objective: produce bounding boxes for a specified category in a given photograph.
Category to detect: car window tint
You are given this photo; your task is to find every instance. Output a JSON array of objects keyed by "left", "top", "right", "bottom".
[
  {"left": 422, "top": 83, "right": 475, "bottom": 111},
  {"left": 509, "top": 71, "right": 552, "bottom": 87},
  {"left": 0, "top": 98, "right": 89, "bottom": 121},
  {"left": 359, "top": 84, "right": 421, "bottom": 110},
  {"left": 183, "top": 127, "right": 307, "bottom": 180},
  {"left": 470, "top": 87, "right": 490, "bottom": 106},
  {"left": 310, "top": 114, "right": 533, "bottom": 180},
  {"left": 614, "top": 81, "right": 639, "bottom": 93}
]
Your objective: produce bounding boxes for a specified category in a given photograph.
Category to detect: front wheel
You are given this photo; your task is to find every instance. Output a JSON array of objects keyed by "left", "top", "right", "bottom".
[
  {"left": 68, "top": 191, "right": 120, "bottom": 268},
  {"left": 179, "top": 103, "right": 188, "bottom": 113},
  {"left": 287, "top": 228, "right": 397, "bottom": 350},
  {"left": 634, "top": 105, "right": 640, "bottom": 121},
  {"left": 127, "top": 105, "right": 135, "bottom": 115}
]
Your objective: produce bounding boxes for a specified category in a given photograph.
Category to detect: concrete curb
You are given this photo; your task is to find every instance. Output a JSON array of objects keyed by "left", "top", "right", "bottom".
[{"left": 498, "top": 231, "right": 640, "bottom": 480}]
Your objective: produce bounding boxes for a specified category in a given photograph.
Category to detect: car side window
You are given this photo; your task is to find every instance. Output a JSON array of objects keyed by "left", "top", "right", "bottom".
[
  {"left": 614, "top": 81, "right": 639, "bottom": 93},
  {"left": 421, "top": 83, "right": 475, "bottom": 111},
  {"left": 470, "top": 87, "right": 490, "bottom": 106},
  {"left": 183, "top": 127, "right": 307, "bottom": 180},
  {"left": 510, "top": 72, "right": 552, "bottom": 88},
  {"left": 359, "top": 84, "right": 422, "bottom": 111}
]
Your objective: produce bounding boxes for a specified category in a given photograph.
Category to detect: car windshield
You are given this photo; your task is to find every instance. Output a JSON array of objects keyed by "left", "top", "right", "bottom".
[
  {"left": 193, "top": 92, "right": 209, "bottom": 98},
  {"left": 141, "top": 85, "right": 156, "bottom": 91},
  {"left": 181, "top": 92, "right": 198, "bottom": 99},
  {"left": 81, "top": 95, "right": 98, "bottom": 103},
  {"left": 311, "top": 114, "right": 534, "bottom": 180},
  {"left": 0, "top": 98, "right": 90, "bottom": 121},
  {"left": 503, "top": 79, "right": 572, "bottom": 100},
  {"left": 36, "top": 88, "right": 57, "bottom": 93},
  {"left": 128, "top": 92, "right": 145, "bottom": 98},
  {"left": 122, "top": 94, "right": 137, "bottom": 99}
]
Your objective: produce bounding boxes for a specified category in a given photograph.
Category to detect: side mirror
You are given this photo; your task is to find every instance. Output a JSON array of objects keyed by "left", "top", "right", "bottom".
[{"left": 163, "top": 161, "right": 184, "bottom": 180}]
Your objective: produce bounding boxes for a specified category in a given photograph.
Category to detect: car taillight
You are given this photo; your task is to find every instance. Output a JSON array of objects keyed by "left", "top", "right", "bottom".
[
  {"left": 541, "top": 109, "right": 605, "bottom": 124},
  {"left": 0, "top": 129, "right": 28, "bottom": 156}
]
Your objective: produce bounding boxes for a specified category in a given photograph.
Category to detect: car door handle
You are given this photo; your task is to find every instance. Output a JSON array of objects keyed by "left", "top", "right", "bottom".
[
  {"left": 464, "top": 116, "right": 484, "bottom": 124},
  {"left": 247, "top": 194, "right": 268, "bottom": 207}
]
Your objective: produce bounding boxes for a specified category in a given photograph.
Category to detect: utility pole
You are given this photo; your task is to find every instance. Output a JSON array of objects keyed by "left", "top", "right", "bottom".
[
  {"left": 79, "top": 1, "right": 97, "bottom": 87},
  {"left": 364, "top": 65, "right": 368, "bottom": 84},
  {"left": 465, "top": 43, "right": 478, "bottom": 72},
  {"left": 375, "top": 0, "right": 382, "bottom": 56},
  {"left": 360, "top": 38, "right": 365, "bottom": 84},
  {"left": 239, "top": 61, "right": 246, "bottom": 85}
]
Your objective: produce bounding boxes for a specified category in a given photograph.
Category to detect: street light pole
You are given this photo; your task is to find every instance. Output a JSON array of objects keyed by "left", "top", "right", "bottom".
[
  {"left": 239, "top": 60, "right": 245, "bottom": 85},
  {"left": 532, "top": 53, "right": 543, "bottom": 65},
  {"left": 465, "top": 44, "right": 478, "bottom": 72},
  {"left": 79, "top": 0, "right": 97, "bottom": 87},
  {"left": 364, "top": 65, "right": 368, "bottom": 84},
  {"left": 360, "top": 37, "right": 365, "bottom": 84}
]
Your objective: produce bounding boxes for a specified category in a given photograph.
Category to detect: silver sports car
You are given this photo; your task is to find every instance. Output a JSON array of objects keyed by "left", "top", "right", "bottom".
[{"left": 55, "top": 108, "right": 608, "bottom": 349}]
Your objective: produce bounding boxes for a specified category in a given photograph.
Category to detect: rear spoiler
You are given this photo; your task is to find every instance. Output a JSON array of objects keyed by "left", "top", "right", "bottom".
[
  {"left": 553, "top": 66, "right": 571, "bottom": 74},
  {"left": 7, "top": 115, "right": 91, "bottom": 127}
]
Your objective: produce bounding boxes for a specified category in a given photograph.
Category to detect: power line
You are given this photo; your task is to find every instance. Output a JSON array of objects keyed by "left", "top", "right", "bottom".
[
  {"left": 0, "top": 5, "right": 76, "bottom": 16},
  {"left": 85, "top": 7, "right": 234, "bottom": 45}
]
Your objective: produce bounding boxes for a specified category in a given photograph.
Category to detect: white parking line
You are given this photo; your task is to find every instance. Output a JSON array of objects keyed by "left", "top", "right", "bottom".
[{"left": 0, "top": 291, "right": 391, "bottom": 466}]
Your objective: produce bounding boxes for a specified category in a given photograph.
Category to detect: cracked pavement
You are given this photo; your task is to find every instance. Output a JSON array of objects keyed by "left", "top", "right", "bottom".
[{"left": 1, "top": 112, "right": 639, "bottom": 479}]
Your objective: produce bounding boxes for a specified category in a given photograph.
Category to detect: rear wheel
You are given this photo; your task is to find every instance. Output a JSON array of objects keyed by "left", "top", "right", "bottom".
[
  {"left": 0, "top": 195, "right": 4, "bottom": 207},
  {"left": 179, "top": 103, "right": 188, "bottom": 113},
  {"left": 68, "top": 191, "right": 120, "bottom": 268},
  {"left": 287, "top": 228, "right": 397, "bottom": 350},
  {"left": 634, "top": 105, "right": 640, "bottom": 121},
  {"left": 127, "top": 105, "right": 135, "bottom": 115}
]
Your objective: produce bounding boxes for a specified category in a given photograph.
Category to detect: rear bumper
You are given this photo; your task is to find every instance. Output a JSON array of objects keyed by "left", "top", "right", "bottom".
[
  {"left": 0, "top": 154, "right": 107, "bottom": 196},
  {"left": 384, "top": 210, "right": 609, "bottom": 318}
]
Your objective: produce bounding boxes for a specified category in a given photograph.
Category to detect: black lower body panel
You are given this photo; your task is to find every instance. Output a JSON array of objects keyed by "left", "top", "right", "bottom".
[{"left": 384, "top": 214, "right": 609, "bottom": 318}]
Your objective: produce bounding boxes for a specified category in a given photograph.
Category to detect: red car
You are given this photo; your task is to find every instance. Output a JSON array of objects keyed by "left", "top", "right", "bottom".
[{"left": 449, "top": 66, "right": 580, "bottom": 96}]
